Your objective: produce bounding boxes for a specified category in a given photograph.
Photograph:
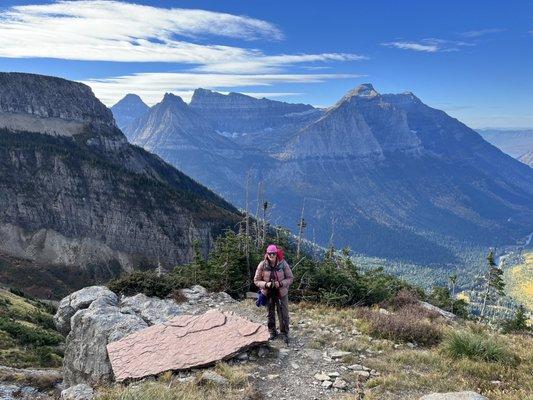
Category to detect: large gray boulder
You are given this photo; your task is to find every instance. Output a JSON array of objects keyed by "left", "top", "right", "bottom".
[
  {"left": 55, "top": 285, "right": 234, "bottom": 388},
  {"left": 54, "top": 286, "right": 118, "bottom": 336},
  {"left": 62, "top": 295, "right": 148, "bottom": 387},
  {"left": 419, "top": 392, "right": 488, "bottom": 400}
]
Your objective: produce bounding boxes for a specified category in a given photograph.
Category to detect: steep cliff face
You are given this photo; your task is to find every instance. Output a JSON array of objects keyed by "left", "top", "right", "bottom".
[
  {"left": 279, "top": 84, "right": 422, "bottom": 160},
  {"left": 0, "top": 73, "right": 242, "bottom": 296},
  {"left": 189, "top": 88, "right": 321, "bottom": 137}
]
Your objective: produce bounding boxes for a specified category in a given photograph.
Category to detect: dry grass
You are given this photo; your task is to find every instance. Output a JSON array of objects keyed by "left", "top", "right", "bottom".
[
  {"left": 361, "top": 327, "right": 532, "bottom": 400},
  {"left": 96, "top": 363, "right": 261, "bottom": 400}
]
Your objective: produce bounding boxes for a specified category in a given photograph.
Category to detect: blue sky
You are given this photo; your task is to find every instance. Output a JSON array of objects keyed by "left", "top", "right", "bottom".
[{"left": 0, "top": 0, "right": 532, "bottom": 128}]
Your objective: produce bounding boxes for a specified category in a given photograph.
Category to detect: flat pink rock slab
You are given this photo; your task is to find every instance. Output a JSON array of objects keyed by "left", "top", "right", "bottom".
[{"left": 107, "top": 309, "right": 269, "bottom": 381}]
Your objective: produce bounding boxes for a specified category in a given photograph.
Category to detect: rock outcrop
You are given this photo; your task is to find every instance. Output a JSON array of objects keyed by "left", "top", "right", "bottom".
[
  {"left": 0, "top": 72, "right": 115, "bottom": 136},
  {"left": 55, "top": 286, "right": 236, "bottom": 388},
  {"left": 107, "top": 309, "right": 269, "bottom": 381}
]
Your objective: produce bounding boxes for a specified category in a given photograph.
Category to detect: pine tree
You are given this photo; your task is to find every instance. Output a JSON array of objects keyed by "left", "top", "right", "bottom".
[{"left": 480, "top": 250, "right": 506, "bottom": 319}]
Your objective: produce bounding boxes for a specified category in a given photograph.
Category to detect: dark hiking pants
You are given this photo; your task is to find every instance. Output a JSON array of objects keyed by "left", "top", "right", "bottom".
[{"left": 267, "top": 293, "right": 289, "bottom": 334}]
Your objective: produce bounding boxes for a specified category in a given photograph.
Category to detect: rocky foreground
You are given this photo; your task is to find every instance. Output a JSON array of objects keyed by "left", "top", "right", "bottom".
[{"left": 2, "top": 285, "right": 525, "bottom": 400}]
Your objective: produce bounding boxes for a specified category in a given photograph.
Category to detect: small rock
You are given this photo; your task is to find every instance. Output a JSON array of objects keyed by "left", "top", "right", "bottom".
[
  {"left": 176, "top": 376, "right": 195, "bottom": 384},
  {"left": 322, "top": 380, "right": 333, "bottom": 388},
  {"left": 347, "top": 364, "right": 364, "bottom": 370},
  {"left": 329, "top": 350, "right": 351, "bottom": 359},
  {"left": 291, "top": 362, "right": 300, "bottom": 369},
  {"left": 200, "top": 371, "right": 228, "bottom": 386},
  {"left": 406, "top": 342, "right": 417, "bottom": 348},
  {"left": 490, "top": 380, "right": 501, "bottom": 385},
  {"left": 314, "top": 372, "right": 330, "bottom": 381},
  {"left": 333, "top": 378, "right": 348, "bottom": 389},
  {"left": 327, "top": 372, "right": 340, "bottom": 378},
  {"left": 258, "top": 346, "right": 269, "bottom": 358},
  {"left": 278, "top": 348, "right": 290, "bottom": 357},
  {"left": 378, "top": 308, "right": 390, "bottom": 315},
  {"left": 61, "top": 384, "right": 94, "bottom": 400},
  {"left": 236, "top": 352, "right": 248, "bottom": 361},
  {"left": 354, "top": 370, "right": 370, "bottom": 379}
]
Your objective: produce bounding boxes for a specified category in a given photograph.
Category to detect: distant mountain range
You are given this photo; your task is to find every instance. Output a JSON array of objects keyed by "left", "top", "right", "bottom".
[
  {"left": 112, "top": 84, "right": 533, "bottom": 264},
  {"left": 0, "top": 73, "right": 242, "bottom": 298},
  {"left": 477, "top": 129, "right": 533, "bottom": 167}
]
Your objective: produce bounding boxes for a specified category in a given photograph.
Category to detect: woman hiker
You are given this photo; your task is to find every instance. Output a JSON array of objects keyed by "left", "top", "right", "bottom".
[{"left": 254, "top": 244, "right": 294, "bottom": 344}]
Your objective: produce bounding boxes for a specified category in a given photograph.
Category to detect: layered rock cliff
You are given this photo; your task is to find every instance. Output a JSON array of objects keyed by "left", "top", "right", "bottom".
[{"left": 0, "top": 73, "right": 242, "bottom": 297}]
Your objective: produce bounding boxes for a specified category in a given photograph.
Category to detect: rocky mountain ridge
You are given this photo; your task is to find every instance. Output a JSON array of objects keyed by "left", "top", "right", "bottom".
[
  {"left": 0, "top": 73, "right": 242, "bottom": 297},
  {"left": 114, "top": 84, "right": 533, "bottom": 265}
]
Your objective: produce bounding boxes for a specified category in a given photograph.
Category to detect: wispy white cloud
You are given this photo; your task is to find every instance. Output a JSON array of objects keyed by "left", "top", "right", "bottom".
[
  {"left": 382, "top": 41, "right": 438, "bottom": 52},
  {"left": 460, "top": 28, "right": 505, "bottom": 38},
  {"left": 82, "top": 72, "right": 362, "bottom": 106},
  {"left": 0, "top": 0, "right": 365, "bottom": 74},
  {"left": 382, "top": 38, "right": 473, "bottom": 53}
]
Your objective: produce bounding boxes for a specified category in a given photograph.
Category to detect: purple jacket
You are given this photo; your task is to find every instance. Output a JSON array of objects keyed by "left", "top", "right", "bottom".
[{"left": 254, "top": 259, "right": 293, "bottom": 297}]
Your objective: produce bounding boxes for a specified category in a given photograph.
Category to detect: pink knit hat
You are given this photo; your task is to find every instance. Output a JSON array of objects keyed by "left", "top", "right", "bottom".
[{"left": 266, "top": 244, "right": 278, "bottom": 253}]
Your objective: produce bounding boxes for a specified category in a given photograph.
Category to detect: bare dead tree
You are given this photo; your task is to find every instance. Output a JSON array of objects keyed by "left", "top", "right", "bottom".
[
  {"left": 329, "top": 215, "right": 337, "bottom": 249},
  {"left": 262, "top": 200, "right": 269, "bottom": 247},
  {"left": 254, "top": 180, "right": 262, "bottom": 248},
  {"left": 296, "top": 198, "right": 307, "bottom": 259},
  {"left": 244, "top": 170, "right": 251, "bottom": 278}
]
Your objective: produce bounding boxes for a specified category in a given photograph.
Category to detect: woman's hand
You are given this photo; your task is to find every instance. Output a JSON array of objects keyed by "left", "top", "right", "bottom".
[
  {"left": 274, "top": 281, "right": 280, "bottom": 289},
  {"left": 266, "top": 282, "right": 272, "bottom": 288}
]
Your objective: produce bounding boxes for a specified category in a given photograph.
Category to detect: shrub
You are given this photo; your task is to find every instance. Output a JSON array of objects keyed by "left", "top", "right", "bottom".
[
  {"left": 356, "top": 305, "right": 443, "bottom": 346},
  {"left": 108, "top": 271, "right": 174, "bottom": 298},
  {"left": 9, "top": 287, "right": 27, "bottom": 298},
  {"left": 381, "top": 289, "right": 421, "bottom": 310},
  {"left": 0, "top": 317, "right": 63, "bottom": 347},
  {"left": 441, "top": 330, "right": 518, "bottom": 365}
]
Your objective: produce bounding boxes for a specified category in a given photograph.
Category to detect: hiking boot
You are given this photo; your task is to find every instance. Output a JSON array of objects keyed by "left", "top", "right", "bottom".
[
  {"left": 281, "top": 333, "right": 290, "bottom": 345},
  {"left": 269, "top": 331, "right": 279, "bottom": 340}
]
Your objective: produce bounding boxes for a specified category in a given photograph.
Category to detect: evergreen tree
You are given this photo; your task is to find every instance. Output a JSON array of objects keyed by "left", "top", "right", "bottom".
[
  {"left": 480, "top": 250, "right": 506, "bottom": 319},
  {"left": 502, "top": 305, "right": 530, "bottom": 333}
]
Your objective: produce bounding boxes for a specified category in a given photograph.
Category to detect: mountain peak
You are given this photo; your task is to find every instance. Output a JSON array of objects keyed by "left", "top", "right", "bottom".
[
  {"left": 120, "top": 93, "right": 145, "bottom": 104},
  {"left": 344, "top": 83, "right": 380, "bottom": 100},
  {"left": 111, "top": 93, "right": 148, "bottom": 111},
  {"left": 161, "top": 92, "right": 187, "bottom": 107}
]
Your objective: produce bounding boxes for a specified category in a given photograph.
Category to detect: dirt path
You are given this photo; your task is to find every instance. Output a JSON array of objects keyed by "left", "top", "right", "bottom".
[{"left": 221, "top": 300, "right": 366, "bottom": 400}]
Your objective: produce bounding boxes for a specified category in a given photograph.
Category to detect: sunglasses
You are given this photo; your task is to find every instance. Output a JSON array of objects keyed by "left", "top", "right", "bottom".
[{"left": 267, "top": 252, "right": 277, "bottom": 256}]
